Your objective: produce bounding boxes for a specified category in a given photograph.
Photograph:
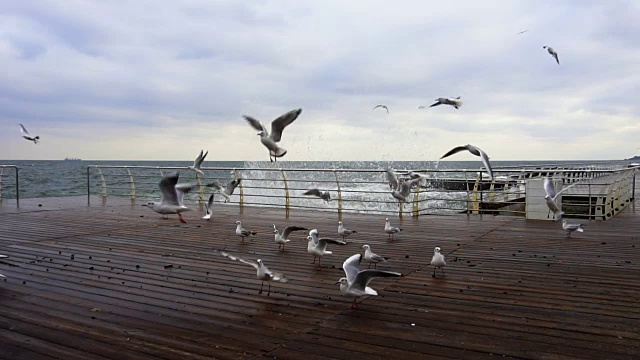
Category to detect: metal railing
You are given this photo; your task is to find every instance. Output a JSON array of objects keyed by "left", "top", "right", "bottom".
[
  {"left": 85, "top": 163, "right": 633, "bottom": 219},
  {"left": 0, "top": 165, "right": 19, "bottom": 207}
]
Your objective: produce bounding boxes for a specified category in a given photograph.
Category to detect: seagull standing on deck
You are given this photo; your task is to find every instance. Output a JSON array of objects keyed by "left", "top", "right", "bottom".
[
  {"left": 562, "top": 220, "right": 585, "bottom": 238},
  {"left": 307, "top": 229, "right": 346, "bottom": 270},
  {"left": 273, "top": 224, "right": 308, "bottom": 250},
  {"left": 244, "top": 108, "right": 302, "bottom": 162},
  {"left": 218, "top": 251, "right": 287, "bottom": 296},
  {"left": 431, "top": 247, "right": 447, "bottom": 278},
  {"left": 19, "top": 124, "right": 40, "bottom": 144},
  {"left": 362, "top": 245, "right": 389, "bottom": 269},
  {"left": 188, "top": 150, "right": 208, "bottom": 175},
  {"left": 235, "top": 221, "right": 257, "bottom": 243},
  {"left": 338, "top": 221, "right": 357, "bottom": 241},
  {"left": 336, "top": 253, "right": 402, "bottom": 310},
  {"left": 427, "top": 97, "right": 463, "bottom": 109},
  {"left": 373, "top": 105, "right": 389, "bottom": 114},
  {"left": 142, "top": 173, "right": 198, "bottom": 223},
  {"left": 543, "top": 46, "right": 560, "bottom": 65},
  {"left": 440, "top": 144, "right": 494, "bottom": 181},
  {"left": 384, "top": 218, "right": 402, "bottom": 240}
]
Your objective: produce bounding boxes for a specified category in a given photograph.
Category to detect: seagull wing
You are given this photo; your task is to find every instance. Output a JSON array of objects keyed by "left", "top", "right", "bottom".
[
  {"left": 342, "top": 254, "right": 362, "bottom": 284},
  {"left": 244, "top": 116, "right": 267, "bottom": 134},
  {"left": 386, "top": 169, "right": 399, "bottom": 190},
  {"left": 476, "top": 147, "right": 494, "bottom": 180},
  {"left": 159, "top": 173, "right": 181, "bottom": 206},
  {"left": 282, "top": 225, "right": 308, "bottom": 239},
  {"left": 440, "top": 145, "right": 470, "bottom": 159},
  {"left": 271, "top": 108, "right": 302, "bottom": 142},
  {"left": 543, "top": 177, "right": 557, "bottom": 199},
  {"left": 429, "top": 101, "right": 442, "bottom": 108},
  {"left": 303, "top": 189, "right": 322, "bottom": 197},
  {"left": 205, "top": 193, "right": 214, "bottom": 214},
  {"left": 19, "top": 124, "right": 31, "bottom": 136},
  {"left": 219, "top": 251, "right": 259, "bottom": 270},
  {"left": 317, "top": 237, "right": 347, "bottom": 251},
  {"left": 351, "top": 269, "right": 402, "bottom": 290},
  {"left": 195, "top": 150, "right": 208, "bottom": 168},
  {"left": 225, "top": 177, "right": 242, "bottom": 195},
  {"left": 174, "top": 183, "right": 198, "bottom": 205}
]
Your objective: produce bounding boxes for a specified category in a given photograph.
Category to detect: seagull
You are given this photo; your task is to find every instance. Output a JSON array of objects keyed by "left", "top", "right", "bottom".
[
  {"left": 19, "top": 124, "right": 40, "bottom": 144},
  {"left": 431, "top": 247, "right": 447, "bottom": 277},
  {"left": 273, "top": 224, "right": 308, "bottom": 250},
  {"left": 362, "top": 245, "right": 389, "bottom": 269},
  {"left": 244, "top": 108, "right": 302, "bottom": 162},
  {"left": 336, "top": 253, "right": 402, "bottom": 310},
  {"left": 385, "top": 168, "right": 399, "bottom": 190},
  {"left": 303, "top": 189, "right": 331, "bottom": 202},
  {"left": 372, "top": 105, "right": 389, "bottom": 114},
  {"left": 562, "top": 220, "right": 585, "bottom": 238},
  {"left": 142, "top": 172, "right": 197, "bottom": 223},
  {"left": 408, "top": 171, "right": 428, "bottom": 187},
  {"left": 543, "top": 46, "right": 560, "bottom": 65},
  {"left": 187, "top": 150, "right": 208, "bottom": 176},
  {"left": 235, "top": 221, "right": 257, "bottom": 243},
  {"left": 440, "top": 144, "right": 494, "bottom": 181},
  {"left": 517, "top": 30, "right": 528, "bottom": 35},
  {"left": 0, "top": 254, "right": 8, "bottom": 278},
  {"left": 202, "top": 194, "right": 214, "bottom": 220},
  {"left": 391, "top": 177, "right": 422, "bottom": 203},
  {"left": 218, "top": 251, "right": 287, "bottom": 296},
  {"left": 210, "top": 171, "right": 242, "bottom": 203},
  {"left": 544, "top": 177, "right": 564, "bottom": 220},
  {"left": 428, "top": 97, "right": 463, "bottom": 109},
  {"left": 384, "top": 218, "right": 402, "bottom": 240},
  {"left": 338, "top": 221, "right": 357, "bottom": 241},
  {"left": 307, "top": 229, "right": 346, "bottom": 270}
]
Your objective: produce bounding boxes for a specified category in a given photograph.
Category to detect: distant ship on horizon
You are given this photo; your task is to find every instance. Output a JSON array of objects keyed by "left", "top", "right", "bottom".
[{"left": 64, "top": 157, "right": 82, "bottom": 161}]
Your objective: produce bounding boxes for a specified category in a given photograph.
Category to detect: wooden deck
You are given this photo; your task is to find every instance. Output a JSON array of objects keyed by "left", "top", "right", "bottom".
[{"left": 0, "top": 196, "right": 639, "bottom": 359}]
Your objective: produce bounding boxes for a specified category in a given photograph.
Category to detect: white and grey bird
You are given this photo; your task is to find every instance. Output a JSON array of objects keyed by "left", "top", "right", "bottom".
[
  {"left": 440, "top": 144, "right": 494, "bottom": 181},
  {"left": 431, "top": 247, "right": 447, "bottom": 278},
  {"left": 562, "top": 220, "right": 585, "bottom": 238},
  {"left": 307, "top": 229, "right": 347, "bottom": 270},
  {"left": 544, "top": 177, "right": 563, "bottom": 220},
  {"left": 19, "top": 124, "right": 40, "bottom": 144},
  {"left": 362, "top": 244, "right": 389, "bottom": 269},
  {"left": 273, "top": 224, "right": 308, "bottom": 250},
  {"left": 235, "top": 221, "right": 257, "bottom": 243},
  {"left": 202, "top": 193, "right": 214, "bottom": 220},
  {"left": 408, "top": 171, "right": 428, "bottom": 187},
  {"left": 0, "top": 254, "right": 8, "bottom": 278},
  {"left": 336, "top": 253, "right": 402, "bottom": 310},
  {"left": 142, "top": 172, "right": 197, "bottom": 223},
  {"left": 210, "top": 171, "right": 242, "bottom": 203},
  {"left": 391, "top": 177, "right": 422, "bottom": 203},
  {"left": 384, "top": 218, "right": 402, "bottom": 240},
  {"left": 187, "top": 150, "right": 208, "bottom": 175},
  {"left": 244, "top": 108, "right": 302, "bottom": 162},
  {"left": 517, "top": 30, "right": 528, "bottom": 35},
  {"left": 385, "top": 168, "right": 400, "bottom": 190},
  {"left": 218, "top": 251, "right": 287, "bottom": 296},
  {"left": 373, "top": 104, "right": 389, "bottom": 114},
  {"left": 338, "top": 221, "right": 357, "bottom": 241},
  {"left": 543, "top": 46, "right": 560, "bottom": 65},
  {"left": 303, "top": 189, "right": 331, "bottom": 202},
  {"left": 428, "top": 97, "right": 463, "bottom": 109}
]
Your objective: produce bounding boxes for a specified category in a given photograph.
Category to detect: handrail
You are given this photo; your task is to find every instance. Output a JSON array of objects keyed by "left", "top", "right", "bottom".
[{"left": 0, "top": 165, "right": 19, "bottom": 207}]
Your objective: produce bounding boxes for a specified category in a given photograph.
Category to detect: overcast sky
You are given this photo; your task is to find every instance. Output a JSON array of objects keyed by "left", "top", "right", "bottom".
[{"left": 1, "top": 1, "right": 639, "bottom": 161}]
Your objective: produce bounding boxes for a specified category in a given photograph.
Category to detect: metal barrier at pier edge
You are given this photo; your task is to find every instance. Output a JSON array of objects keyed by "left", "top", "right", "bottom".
[{"left": 0, "top": 165, "right": 19, "bottom": 207}]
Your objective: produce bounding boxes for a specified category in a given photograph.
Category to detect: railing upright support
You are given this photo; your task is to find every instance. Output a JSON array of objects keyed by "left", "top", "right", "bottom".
[
  {"left": 126, "top": 168, "right": 136, "bottom": 205},
  {"left": 334, "top": 170, "right": 343, "bottom": 220},
  {"left": 281, "top": 169, "right": 290, "bottom": 218},
  {"left": 97, "top": 168, "right": 107, "bottom": 204},
  {"left": 15, "top": 167, "right": 19, "bottom": 208},
  {"left": 196, "top": 173, "right": 204, "bottom": 210},
  {"left": 87, "top": 167, "right": 90, "bottom": 206}
]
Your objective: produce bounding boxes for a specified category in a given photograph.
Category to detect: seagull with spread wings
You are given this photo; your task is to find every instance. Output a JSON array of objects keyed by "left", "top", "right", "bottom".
[
  {"left": 307, "top": 229, "right": 346, "bottom": 270},
  {"left": 440, "top": 144, "right": 494, "bottom": 181},
  {"left": 19, "top": 124, "right": 40, "bottom": 144},
  {"left": 210, "top": 170, "right": 242, "bottom": 203},
  {"left": 543, "top": 46, "right": 560, "bottom": 65},
  {"left": 244, "top": 108, "right": 302, "bottom": 162},
  {"left": 336, "top": 253, "right": 402, "bottom": 310},
  {"left": 373, "top": 105, "right": 389, "bottom": 114},
  {"left": 273, "top": 224, "right": 308, "bottom": 250},
  {"left": 427, "top": 97, "right": 463, "bottom": 109},
  {"left": 303, "top": 188, "right": 331, "bottom": 202},
  {"left": 188, "top": 150, "right": 208, "bottom": 175},
  {"left": 218, "top": 251, "right": 288, "bottom": 296},
  {"left": 142, "top": 173, "right": 198, "bottom": 223}
]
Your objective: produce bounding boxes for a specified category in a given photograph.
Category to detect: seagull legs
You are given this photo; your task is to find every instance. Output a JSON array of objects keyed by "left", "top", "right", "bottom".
[
  {"left": 178, "top": 214, "right": 187, "bottom": 224},
  {"left": 259, "top": 281, "right": 264, "bottom": 294},
  {"left": 268, "top": 282, "right": 271, "bottom": 296},
  {"left": 311, "top": 256, "right": 317, "bottom": 264},
  {"left": 349, "top": 298, "right": 358, "bottom": 310}
]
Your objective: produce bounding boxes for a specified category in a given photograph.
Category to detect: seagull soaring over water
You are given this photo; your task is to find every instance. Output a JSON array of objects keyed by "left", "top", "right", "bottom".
[
  {"left": 303, "top": 189, "right": 331, "bottom": 202},
  {"left": 336, "top": 253, "right": 402, "bottom": 310},
  {"left": 373, "top": 105, "right": 389, "bottom": 114},
  {"left": 244, "top": 108, "right": 302, "bottom": 162},
  {"left": 543, "top": 46, "right": 560, "bottom": 65},
  {"left": 188, "top": 150, "right": 208, "bottom": 175},
  {"left": 427, "top": 97, "right": 463, "bottom": 109},
  {"left": 19, "top": 124, "right": 39, "bottom": 144},
  {"left": 218, "top": 251, "right": 288, "bottom": 296},
  {"left": 440, "top": 144, "right": 494, "bottom": 181},
  {"left": 142, "top": 172, "right": 199, "bottom": 223}
]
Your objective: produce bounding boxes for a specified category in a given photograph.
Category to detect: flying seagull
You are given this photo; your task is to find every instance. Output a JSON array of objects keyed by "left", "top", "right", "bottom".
[
  {"left": 562, "top": 220, "right": 585, "bottom": 238},
  {"left": 303, "top": 189, "right": 331, "bottom": 202},
  {"left": 362, "top": 244, "right": 389, "bottom": 269},
  {"left": 431, "top": 247, "right": 447, "bottom": 277},
  {"left": 273, "top": 224, "right": 308, "bottom": 250},
  {"left": 517, "top": 30, "right": 528, "bottom": 35},
  {"left": 19, "top": 124, "right": 40, "bottom": 144},
  {"left": 336, "top": 253, "right": 402, "bottom": 310},
  {"left": 338, "top": 221, "right": 357, "bottom": 241},
  {"left": 218, "top": 251, "right": 288, "bottom": 296},
  {"left": 384, "top": 218, "right": 402, "bottom": 240},
  {"left": 188, "top": 150, "right": 208, "bottom": 175},
  {"left": 543, "top": 46, "right": 560, "bottom": 65},
  {"left": 210, "top": 171, "right": 242, "bottom": 203},
  {"left": 142, "top": 172, "right": 198, "bottom": 223},
  {"left": 202, "top": 193, "right": 214, "bottom": 220},
  {"left": 373, "top": 105, "right": 389, "bottom": 114},
  {"left": 440, "top": 144, "right": 494, "bottom": 181},
  {"left": 428, "top": 97, "right": 463, "bottom": 109},
  {"left": 385, "top": 168, "right": 400, "bottom": 190},
  {"left": 235, "top": 221, "right": 257, "bottom": 243},
  {"left": 244, "top": 108, "right": 302, "bottom": 162},
  {"left": 391, "top": 177, "right": 422, "bottom": 203}
]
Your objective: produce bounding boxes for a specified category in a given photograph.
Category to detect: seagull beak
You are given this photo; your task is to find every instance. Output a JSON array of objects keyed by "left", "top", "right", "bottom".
[
  {"left": 141, "top": 204, "right": 147, "bottom": 207},
  {"left": 334, "top": 281, "right": 341, "bottom": 285}
]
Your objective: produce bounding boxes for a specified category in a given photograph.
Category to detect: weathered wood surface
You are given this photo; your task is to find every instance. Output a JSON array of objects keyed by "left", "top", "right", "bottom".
[{"left": 0, "top": 196, "right": 639, "bottom": 359}]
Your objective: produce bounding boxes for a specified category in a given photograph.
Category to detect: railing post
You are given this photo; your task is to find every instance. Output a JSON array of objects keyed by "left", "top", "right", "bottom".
[
  {"left": 98, "top": 168, "right": 107, "bottom": 204},
  {"left": 465, "top": 171, "right": 471, "bottom": 215},
  {"left": 196, "top": 172, "right": 204, "bottom": 210},
  {"left": 0, "top": 168, "right": 3, "bottom": 204},
  {"left": 126, "top": 168, "right": 136, "bottom": 205},
  {"left": 281, "top": 169, "right": 290, "bottom": 218},
  {"left": 412, "top": 184, "right": 420, "bottom": 218},
  {"left": 87, "top": 167, "right": 91, "bottom": 206},
  {"left": 333, "top": 170, "right": 343, "bottom": 220},
  {"left": 15, "top": 166, "right": 19, "bottom": 208},
  {"left": 239, "top": 176, "right": 244, "bottom": 214}
]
